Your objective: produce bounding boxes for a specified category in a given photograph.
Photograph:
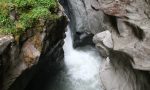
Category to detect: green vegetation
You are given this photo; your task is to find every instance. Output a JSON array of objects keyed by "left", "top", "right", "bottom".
[{"left": 0, "top": 0, "right": 58, "bottom": 35}]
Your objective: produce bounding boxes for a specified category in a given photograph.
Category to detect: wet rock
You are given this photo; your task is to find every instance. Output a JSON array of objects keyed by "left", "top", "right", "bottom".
[
  {"left": 61, "top": 0, "right": 150, "bottom": 71},
  {"left": 60, "top": 0, "right": 105, "bottom": 47},
  {"left": 73, "top": 32, "right": 94, "bottom": 48},
  {"left": 61, "top": 0, "right": 150, "bottom": 90}
]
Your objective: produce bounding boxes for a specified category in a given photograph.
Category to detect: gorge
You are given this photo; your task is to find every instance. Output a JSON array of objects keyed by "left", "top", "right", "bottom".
[
  {"left": 1, "top": 0, "right": 150, "bottom": 90},
  {"left": 48, "top": 27, "right": 103, "bottom": 90}
]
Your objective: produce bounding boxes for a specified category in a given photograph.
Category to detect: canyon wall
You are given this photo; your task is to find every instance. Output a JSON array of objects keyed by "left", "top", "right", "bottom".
[
  {"left": 61, "top": 0, "right": 150, "bottom": 90},
  {"left": 1, "top": 0, "right": 150, "bottom": 90},
  {"left": 0, "top": 5, "right": 68, "bottom": 90}
]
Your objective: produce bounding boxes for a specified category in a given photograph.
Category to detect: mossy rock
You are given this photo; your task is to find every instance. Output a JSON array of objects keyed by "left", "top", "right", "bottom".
[{"left": 0, "top": 0, "right": 59, "bottom": 35}]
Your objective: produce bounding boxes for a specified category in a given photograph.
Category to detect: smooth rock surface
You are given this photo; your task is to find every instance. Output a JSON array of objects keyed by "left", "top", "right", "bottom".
[
  {"left": 93, "top": 30, "right": 113, "bottom": 49},
  {"left": 96, "top": 0, "right": 150, "bottom": 71},
  {"left": 60, "top": 0, "right": 104, "bottom": 34},
  {"left": 60, "top": 0, "right": 105, "bottom": 48},
  {"left": 62, "top": 0, "right": 150, "bottom": 90},
  {"left": 100, "top": 58, "right": 133, "bottom": 90}
]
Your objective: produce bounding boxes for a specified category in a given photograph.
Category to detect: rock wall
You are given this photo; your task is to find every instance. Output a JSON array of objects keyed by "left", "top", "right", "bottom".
[
  {"left": 0, "top": 5, "right": 68, "bottom": 90},
  {"left": 59, "top": 0, "right": 105, "bottom": 48},
  {"left": 61, "top": 0, "right": 150, "bottom": 90}
]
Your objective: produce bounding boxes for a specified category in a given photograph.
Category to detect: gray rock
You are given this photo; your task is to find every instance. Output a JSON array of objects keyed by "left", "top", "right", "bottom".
[
  {"left": 62, "top": 0, "right": 150, "bottom": 90},
  {"left": 62, "top": 0, "right": 150, "bottom": 70},
  {"left": 93, "top": 30, "right": 113, "bottom": 49},
  {"left": 93, "top": 30, "right": 113, "bottom": 58},
  {"left": 90, "top": 0, "right": 150, "bottom": 71},
  {"left": 93, "top": 0, "right": 150, "bottom": 90},
  {"left": 60, "top": 0, "right": 105, "bottom": 47},
  {"left": 0, "top": 36, "right": 14, "bottom": 54},
  {"left": 100, "top": 58, "right": 134, "bottom": 90}
]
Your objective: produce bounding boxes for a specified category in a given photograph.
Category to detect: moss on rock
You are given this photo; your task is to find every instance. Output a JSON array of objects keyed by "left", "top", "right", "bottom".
[{"left": 0, "top": 0, "right": 58, "bottom": 35}]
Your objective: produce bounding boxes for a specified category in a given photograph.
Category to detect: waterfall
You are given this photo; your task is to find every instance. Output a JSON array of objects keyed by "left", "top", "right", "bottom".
[{"left": 48, "top": 27, "right": 103, "bottom": 90}]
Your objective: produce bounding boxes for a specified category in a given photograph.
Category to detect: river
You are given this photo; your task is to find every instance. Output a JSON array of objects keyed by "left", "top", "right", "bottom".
[{"left": 48, "top": 27, "right": 103, "bottom": 90}]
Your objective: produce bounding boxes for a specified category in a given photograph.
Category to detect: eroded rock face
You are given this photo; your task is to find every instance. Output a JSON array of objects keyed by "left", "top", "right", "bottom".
[
  {"left": 99, "top": 58, "right": 134, "bottom": 90},
  {"left": 61, "top": 0, "right": 150, "bottom": 90},
  {"left": 60, "top": 0, "right": 105, "bottom": 34},
  {"left": 1, "top": 30, "right": 46, "bottom": 90},
  {"left": 0, "top": 5, "right": 68, "bottom": 90},
  {"left": 99, "top": 56, "right": 150, "bottom": 90},
  {"left": 8, "top": 15, "right": 68, "bottom": 90},
  {"left": 93, "top": 0, "right": 150, "bottom": 71},
  {"left": 60, "top": 0, "right": 105, "bottom": 48},
  {"left": 92, "top": 0, "right": 150, "bottom": 90}
]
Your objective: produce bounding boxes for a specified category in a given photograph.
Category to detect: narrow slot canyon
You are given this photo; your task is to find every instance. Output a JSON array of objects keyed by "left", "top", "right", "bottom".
[{"left": 1, "top": 0, "right": 150, "bottom": 90}]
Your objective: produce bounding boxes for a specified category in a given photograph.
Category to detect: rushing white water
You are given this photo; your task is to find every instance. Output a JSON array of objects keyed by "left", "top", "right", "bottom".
[
  {"left": 48, "top": 27, "right": 103, "bottom": 90},
  {"left": 63, "top": 27, "right": 103, "bottom": 90}
]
